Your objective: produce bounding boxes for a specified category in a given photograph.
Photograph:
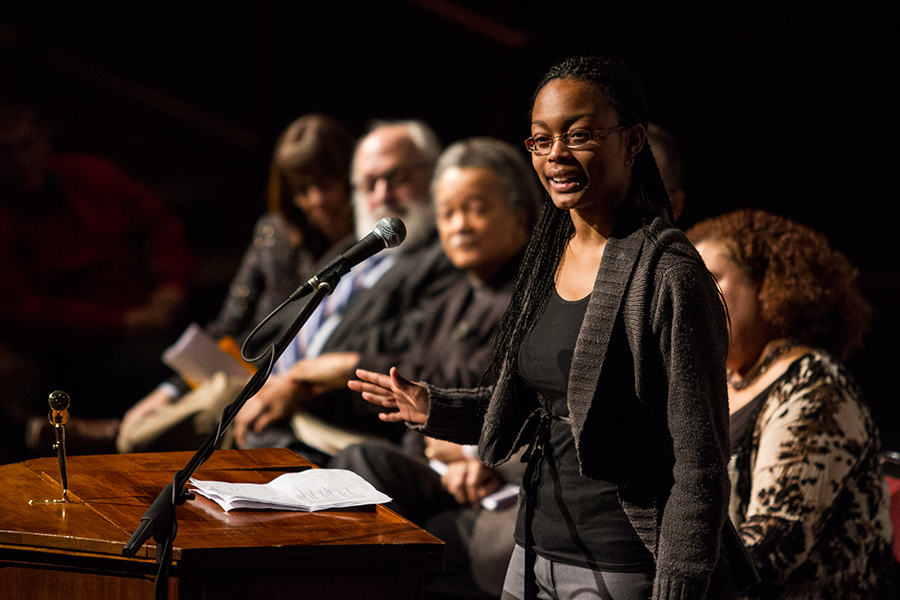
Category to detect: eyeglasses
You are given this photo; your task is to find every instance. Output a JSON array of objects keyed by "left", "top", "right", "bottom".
[
  {"left": 356, "top": 163, "right": 430, "bottom": 194},
  {"left": 524, "top": 127, "right": 625, "bottom": 155}
]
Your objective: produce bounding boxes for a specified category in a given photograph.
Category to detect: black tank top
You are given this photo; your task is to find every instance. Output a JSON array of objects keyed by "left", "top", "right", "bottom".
[{"left": 516, "top": 289, "right": 654, "bottom": 571}]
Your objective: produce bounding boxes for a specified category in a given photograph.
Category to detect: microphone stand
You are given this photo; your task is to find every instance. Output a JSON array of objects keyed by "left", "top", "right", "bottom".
[{"left": 122, "top": 279, "right": 335, "bottom": 600}]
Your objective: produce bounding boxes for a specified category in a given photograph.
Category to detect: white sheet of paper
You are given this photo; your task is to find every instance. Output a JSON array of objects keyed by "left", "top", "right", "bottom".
[
  {"left": 162, "top": 323, "right": 252, "bottom": 385},
  {"left": 189, "top": 469, "right": 392, "bottom": 512}
]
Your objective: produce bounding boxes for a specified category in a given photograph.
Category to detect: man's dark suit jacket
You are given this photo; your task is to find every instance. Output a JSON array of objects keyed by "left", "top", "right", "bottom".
[{"left": 301, "top": 230, "right": 464, "bottom": 440}]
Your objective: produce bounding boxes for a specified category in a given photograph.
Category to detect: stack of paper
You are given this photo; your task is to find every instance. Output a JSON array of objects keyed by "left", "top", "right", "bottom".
[
  {"left": 189, "top": 469, "right": 391, "bottom": 512},
  {"left": 162, "top": 323, "right": 254, "bottom": 388}
]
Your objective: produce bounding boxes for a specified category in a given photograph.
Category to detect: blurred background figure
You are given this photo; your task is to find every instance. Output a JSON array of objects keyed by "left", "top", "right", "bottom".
[
  {"left": 332, "top": 136, "right": 542, "bottom": 599},
  {"left": 116, "top": 113, "right": 357, "bottom": 455},
  {"left": 687, "top": 209, "right": 898, "bottom": 599},
  {"left": 0, "top": 98, "right": 195, "bottom": 463},
  {"left": 646, "top": 122, "right": 686, "bottom": 223},
  {"left": 233, "top": 119, "right": 463, "bottom": 462}
]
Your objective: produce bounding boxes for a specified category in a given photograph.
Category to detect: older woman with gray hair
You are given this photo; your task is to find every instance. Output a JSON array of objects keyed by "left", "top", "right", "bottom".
[
  {"left": 431, "top": 136, "right": 542, "bottom": 241},
  {"left": 332, "top": 136, "right": 543, "bottom": 598},
  {"left": 264, "top": 135, "right": 543, "bottom": 408}
]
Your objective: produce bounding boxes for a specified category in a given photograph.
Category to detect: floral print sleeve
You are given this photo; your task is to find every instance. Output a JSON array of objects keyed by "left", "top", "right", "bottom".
[{"left": 731, "top": 351, "right": 894, "bottom": 598}]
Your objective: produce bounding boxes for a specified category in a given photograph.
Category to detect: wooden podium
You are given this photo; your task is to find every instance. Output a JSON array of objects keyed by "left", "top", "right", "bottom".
[{"left": 0, "top": 448, "right": 443, "bottom": 599}]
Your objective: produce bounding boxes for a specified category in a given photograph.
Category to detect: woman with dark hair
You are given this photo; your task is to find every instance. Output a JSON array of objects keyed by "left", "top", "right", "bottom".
[
  {"left": 114, "top": 114, "right": 357, "bottom": 453},
  {"left": 261, "top": 113, "right": 356, "bottom": 271},
  {"left": 209, "top": 113, "right": 356, "bottom": 336},
  {"left": 350, "top": 56, "right": 756, "bottom": 599},
  {"left": 687, "top": 209, "right": 896, "bottom": 599}
]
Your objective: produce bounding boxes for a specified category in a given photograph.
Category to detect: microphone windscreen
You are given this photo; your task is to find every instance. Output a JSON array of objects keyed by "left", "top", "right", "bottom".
[
  {"left": 373, "top": 217, "right": 406, "bottom": 248},
  {"left": 48, "top": 390, "right": 71, "bottom": 412}
]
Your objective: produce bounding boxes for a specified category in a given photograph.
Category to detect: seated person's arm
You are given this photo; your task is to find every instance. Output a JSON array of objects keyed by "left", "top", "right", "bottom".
[
  {"left": 425, "top": 437, "right": 469, "bottom": 463},
  {"left": 120, "top": 382, "right": 181, "bottom": 434},
  {"left": 425, "top": 437, "right": 503, "bottom": 507},
  {"left": 289, "top": 352, "right": 361, "bottom": 395},
  {"left": 233, "top": 374, "right": 310, "bottom": 446},
  {"left": 233, "top": 352, "right": 361, "bottom": 446},
  {"left": 441, "top": 458, "right": 503, "bottom": 508}
]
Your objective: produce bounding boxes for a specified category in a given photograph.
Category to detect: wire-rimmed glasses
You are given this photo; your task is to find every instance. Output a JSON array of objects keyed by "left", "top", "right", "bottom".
[{"left": 524, "top": 127, "right": 625, "bottom": 155}]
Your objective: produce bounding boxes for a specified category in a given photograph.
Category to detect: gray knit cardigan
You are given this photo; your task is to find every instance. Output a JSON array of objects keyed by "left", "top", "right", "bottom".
[{"left": 420, "top": 209, "right": 757, "bottom": 599}]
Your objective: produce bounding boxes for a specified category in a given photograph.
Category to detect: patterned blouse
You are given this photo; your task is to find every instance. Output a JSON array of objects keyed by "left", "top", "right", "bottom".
[
  {"left": 729, "top": 350, "right": 897, "bottom": 599},
  {"left": 205, "top": 213, "right": 317, "bottom": 342}
]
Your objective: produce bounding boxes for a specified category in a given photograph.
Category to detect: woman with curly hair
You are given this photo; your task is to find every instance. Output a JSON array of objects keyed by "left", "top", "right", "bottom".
[{"left": 687, "top": 209, "right": 897, "bottom": 599}]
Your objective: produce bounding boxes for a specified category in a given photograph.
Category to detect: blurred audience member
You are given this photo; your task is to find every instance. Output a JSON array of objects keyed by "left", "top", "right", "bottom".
[
  {"left": 647, "top": 122, "right": 686, "bottom": 222},
  {"left": 687, "top": 209, "right": 898, "bottom": 598},
  {"left": 233, "top": 119, "right": 462, "bottom": 463},
  {"left": 0, "top": 99, "right": 195, "bottom": 461},
  {"left": 116, "top": 114, "right": 357, "bottom": 454},
  {"left": 331, "top": 137, "right": 542, "bottom": 599}
]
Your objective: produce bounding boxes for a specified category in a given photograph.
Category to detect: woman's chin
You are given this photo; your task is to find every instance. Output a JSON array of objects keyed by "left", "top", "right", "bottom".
[{"left": 549, "top": 190, "right": 585, "bottom": 210}]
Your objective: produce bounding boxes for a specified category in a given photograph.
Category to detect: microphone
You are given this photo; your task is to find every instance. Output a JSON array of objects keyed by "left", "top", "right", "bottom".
[
  {"left": 289, "top": 217, "right": 406, "bottom": 300},
  {"left": 48, "top": 390, "right": 70, "bottom": 426}
]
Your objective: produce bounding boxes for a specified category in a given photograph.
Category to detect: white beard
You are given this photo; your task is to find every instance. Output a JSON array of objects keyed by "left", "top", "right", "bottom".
[{"left": 353, "top": 193, "right": 435, "bottom": 252}]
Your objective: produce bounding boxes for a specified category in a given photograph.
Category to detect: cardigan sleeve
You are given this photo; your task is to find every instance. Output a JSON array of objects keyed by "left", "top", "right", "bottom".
[
  {"left": 651, "top": 256, "right": 732, "bottom": 599},
  {"left": 414, "top": 384, "right": 493, "bottom": 446}
]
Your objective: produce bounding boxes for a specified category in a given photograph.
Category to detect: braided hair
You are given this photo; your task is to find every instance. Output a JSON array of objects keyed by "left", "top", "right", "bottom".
[{"left": 484, "top": 56, "right": 674, "bottom": 384}]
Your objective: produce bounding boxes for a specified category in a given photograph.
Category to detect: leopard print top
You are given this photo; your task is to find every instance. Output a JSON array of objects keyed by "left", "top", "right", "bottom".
[{"left": 729, "top": 350, "right": 896, "bottom": 599}]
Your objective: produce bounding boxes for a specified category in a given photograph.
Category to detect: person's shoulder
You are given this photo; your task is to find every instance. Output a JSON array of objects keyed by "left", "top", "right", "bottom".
[
  {"left": 399, "top": 229, "right": 442, "bottom": 256},
  {"left": 640, "top": 220, "right": 722, "bottom": 311},
  {"left": 50, "top": 152, "right": 128, "bottom": 180},
  {"left": 793, "top": 349, "right": 862, "bottom": 397},
  {"left": 647, "top": 215, "right": 695, "bottom": 253},
  {"left": 49, "top": 153, "right": 153, "bottom": 203},
  {"left": 486, "top": 251, "right": 523, "bottom": 294},
  {"left": 246, "top": 213, "right": 301, "bottom": 257},
  {"left": 390, "top": 233, "right": 464, "bottom": 289},
  {"left": 642, "top": 219, "right": 704, "bottom": 274},
  {"left": 252, "top": 212, "right": 291, "bottom": 239},
  {"left": 254, "top": 212, "right": 282, "bottom": 229},
  {"left": 397, "top": 231, "right": 453, "bottom": 269},
  {"left": 774, "top": 350, "right": 873, "bottom": 438}
]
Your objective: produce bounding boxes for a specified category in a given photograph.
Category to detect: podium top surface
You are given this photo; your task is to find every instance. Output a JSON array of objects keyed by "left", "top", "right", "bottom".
[{"left": 0, "top": 448, "right": 442, "bottom": 565}]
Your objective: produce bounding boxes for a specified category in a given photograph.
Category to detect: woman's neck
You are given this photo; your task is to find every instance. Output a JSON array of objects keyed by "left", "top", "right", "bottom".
[
  {"left": 726, "top": 339, "right": 811, "bottom": 415},
  {"left": 568, "top": 194, "right": 623, "bottom": 242},
  {"left": 555, "top": 220, "right": 607, "bottom": 302}
]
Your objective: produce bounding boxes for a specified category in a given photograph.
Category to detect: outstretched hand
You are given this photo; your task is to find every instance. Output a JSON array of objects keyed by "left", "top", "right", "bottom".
[{"left": 348, "top": 367, "right": 429, "bottom": 424}]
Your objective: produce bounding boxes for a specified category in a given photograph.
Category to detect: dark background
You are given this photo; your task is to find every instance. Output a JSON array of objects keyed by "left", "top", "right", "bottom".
[{"left": 2, "top": 2, "right": 898, "bottom": 446}]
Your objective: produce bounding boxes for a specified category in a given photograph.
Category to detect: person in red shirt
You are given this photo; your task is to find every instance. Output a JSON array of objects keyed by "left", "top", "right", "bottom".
[{"left": 0, "top": 100, "right": 195, "bottom": 462}]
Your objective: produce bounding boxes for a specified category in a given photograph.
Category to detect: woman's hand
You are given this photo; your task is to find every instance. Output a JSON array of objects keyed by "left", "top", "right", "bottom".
[
  {"left": 348, "top": 367, "right": 429, "bottom": 424},
  {"left": 442, "top": 459, "right": 503, "bottom": 508}
]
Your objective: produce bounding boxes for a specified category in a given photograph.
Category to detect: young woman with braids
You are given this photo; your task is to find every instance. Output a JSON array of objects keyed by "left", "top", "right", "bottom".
[
  {"left": 687, "top": 210, "right": 897, "bottom": 599},
  {"left": 350, "top": 56, "right": 757, "bottom": 599}
]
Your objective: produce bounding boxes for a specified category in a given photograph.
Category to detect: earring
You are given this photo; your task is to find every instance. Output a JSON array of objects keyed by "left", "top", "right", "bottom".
[{"left": 625, "top": 155, "right": 634, "bottom": 166}]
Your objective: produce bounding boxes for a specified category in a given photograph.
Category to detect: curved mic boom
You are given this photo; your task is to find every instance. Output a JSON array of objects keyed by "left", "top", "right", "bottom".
[{"left": 289, "top": 217, "right": 406, "bottom": 300}]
